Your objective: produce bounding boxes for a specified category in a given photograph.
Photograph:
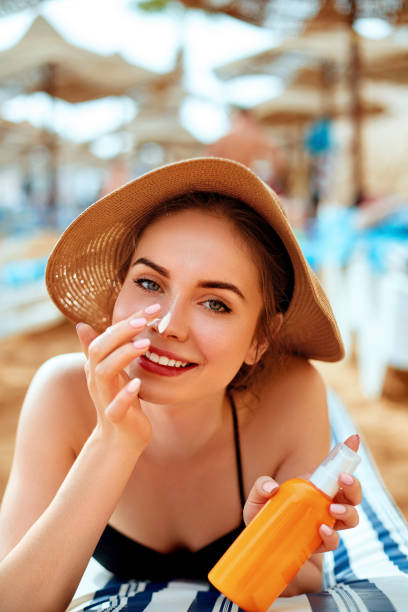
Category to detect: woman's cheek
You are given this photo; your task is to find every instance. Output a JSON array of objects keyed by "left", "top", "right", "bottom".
[
  {"left": 112, "top": 290, "right": 143, "bottom": 324},
  {"left": 199, "top": 319, "right": 249, "bottom": 370},
  {"left": 111, "top": 296, "right": 129, "bottom": 324},
  {"left": 112, "top": 286, "right": 156, "bottom": 324}
]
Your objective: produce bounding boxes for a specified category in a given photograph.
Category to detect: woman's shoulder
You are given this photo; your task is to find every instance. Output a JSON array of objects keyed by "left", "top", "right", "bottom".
[
  {"left": 255, "top": 355, "right": 327, "bottom": 407},
  {"left": 21, "top": 352, "right": 95, "bottom": 451},
  {"left": 237, "top": 356, "right": 330, "bottom": 479},
  {"left": 32, "top": 351, "right": 88, "bottom": 397}
]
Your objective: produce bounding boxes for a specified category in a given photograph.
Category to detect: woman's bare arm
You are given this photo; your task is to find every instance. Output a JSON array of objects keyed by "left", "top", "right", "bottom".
[
  {"left": 0, "top": 354, "right": 147, "bottom": 612},
  {"left": 0, "top": 309, "right": 157, "bottom": 612}
]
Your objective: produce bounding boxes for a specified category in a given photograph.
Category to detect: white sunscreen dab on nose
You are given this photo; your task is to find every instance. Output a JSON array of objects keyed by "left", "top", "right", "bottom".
[
  {"left": 146, "top": 311, "right": 171, "bottom": 333},
  {"left": 158, "top": 311, "right": 171, "bottom": 333}
]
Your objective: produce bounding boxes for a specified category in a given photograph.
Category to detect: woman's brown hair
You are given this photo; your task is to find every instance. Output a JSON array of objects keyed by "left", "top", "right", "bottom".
[{"left": 118, "top": 192, "right": 294, "bottom": 391}]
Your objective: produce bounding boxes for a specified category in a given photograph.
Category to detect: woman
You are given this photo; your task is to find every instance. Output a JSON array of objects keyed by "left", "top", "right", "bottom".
[{"left": 0, "top": 158, "right": 361, "bottom": 612}]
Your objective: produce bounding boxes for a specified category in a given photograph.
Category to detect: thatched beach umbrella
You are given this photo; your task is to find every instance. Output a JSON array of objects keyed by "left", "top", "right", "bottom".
[
  {"left": 118, "top": 108, "right": 202, "bottom": 163},
  {"left": 253, "top": 85, "right": 385, "bottom": 124},
  {"left": 0, "top": 16, "right": 160, "bottom": 102}
]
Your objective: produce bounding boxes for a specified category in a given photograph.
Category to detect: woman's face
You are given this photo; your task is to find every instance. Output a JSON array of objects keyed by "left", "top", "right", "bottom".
[{"left": 112, "top": 209, "right": 266, "bottom": 405}]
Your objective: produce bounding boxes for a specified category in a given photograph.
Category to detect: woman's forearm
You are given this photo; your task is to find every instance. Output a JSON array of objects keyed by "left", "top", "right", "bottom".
[{"left": 0, "top": 428, "right": 142, "bottom": 612}]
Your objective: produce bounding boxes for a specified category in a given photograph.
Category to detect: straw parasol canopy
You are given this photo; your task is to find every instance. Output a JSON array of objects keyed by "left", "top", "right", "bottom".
[
  {"left": 179, "top": 0, "right": 406, "bottom": 29},
  {"left": 133, "top": 47, "right": 188, "bottom": 112},
  {"left": 0, "top": 117, "right": 43, "bottom": 148},
  {"left": 302, "top": 0, "right": 351, "bottom": 32},
  {"left": 125, "top": 110, "right": 199, "bottom": 147},
  {"left": 252, "top": 85, "right": 385, "bottom": 125},
  {"left": 215, "top": 28, "right": 408, "bottom": 82},
  {"left": 179, "top": 0, "right": 268, "bottom": 26},
  {"left": 0, "top": 16, "right": 162, "bottom": 102}
]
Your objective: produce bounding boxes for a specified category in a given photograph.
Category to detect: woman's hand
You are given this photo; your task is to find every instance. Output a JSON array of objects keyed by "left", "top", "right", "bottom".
[
  {"left": 243, "top": 434, "right": 362, "bottom": 549},
  {"left": 243, "top": 476, "right": 280, "bottom": 526},
  {"left": 76, "top": 304, "right": 160, "bottom": 452},
  {"left": 315, "top": 434, "right": 362, "bottom": 553}
]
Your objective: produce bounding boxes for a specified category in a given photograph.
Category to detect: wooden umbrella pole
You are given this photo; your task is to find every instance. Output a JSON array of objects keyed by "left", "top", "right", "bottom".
[
  {"left": 43, "top": 62, "right": 58, "bottom": 226},
  {"left": 349, "top": 0, "right": 364, "bottom": 205},
  {"left": 320, "top": 60, "right": 336, "bottom": 118}
]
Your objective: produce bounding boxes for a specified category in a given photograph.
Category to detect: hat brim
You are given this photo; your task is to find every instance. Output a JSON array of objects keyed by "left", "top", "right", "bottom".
[{"left": 46, "top": 157, "right": 344, "bottom": 362}]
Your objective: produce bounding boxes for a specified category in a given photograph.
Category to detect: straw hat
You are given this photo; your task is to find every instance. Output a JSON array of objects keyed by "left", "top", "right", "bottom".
[{"left": 46, "top": 157, "right": 344, "bottom": 362}]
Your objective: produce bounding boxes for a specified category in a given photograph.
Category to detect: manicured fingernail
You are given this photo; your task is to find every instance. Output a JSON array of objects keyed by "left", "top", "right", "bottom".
[
  {"left": 127, "top": 378, "right": 141, "bottom": 393},
  {"left": 129, "top": 317, "right": 147, "bottom": 328},
  {"left": 340, "top": 473, "right": 354, "bottom": 486},
  {"left": 105, "top": 326, "right": 114, "bottom": 334},
  {"left": 144, "top": 303, "right": 160, "bottom": 315},
  {"left": 76, "top": 322, "right": 85, "bottom": 332},
  {"left": 133, "top": 338, "right": 150, "bottom": 349},
  {"left": 262, "top": 480, "right": 278, "bottom": 493},
  {"left": 321, "top": 524, "right": 334, "bottom": 536},
  {"left": 330, "top": 503, "right": 346, "bottom": 514}
]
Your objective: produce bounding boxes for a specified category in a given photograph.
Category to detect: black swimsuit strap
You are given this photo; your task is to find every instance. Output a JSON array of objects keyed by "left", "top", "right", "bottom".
[{"left": 228, "top": 391, "right": 246, "bottom": 509}]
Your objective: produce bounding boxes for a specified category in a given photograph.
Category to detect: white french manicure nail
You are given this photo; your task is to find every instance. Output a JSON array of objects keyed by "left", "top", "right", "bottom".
[
  {"left": 144, "top": 303, "right": 160, "bottom": 315},
  {"left": 321, "top": 524, "right": 333, "bottom": 536}
]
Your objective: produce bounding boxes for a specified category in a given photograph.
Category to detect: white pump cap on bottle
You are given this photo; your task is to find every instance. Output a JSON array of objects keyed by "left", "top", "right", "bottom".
[{"left": 309, "top": 443, "right": 361, "bottom": 498}]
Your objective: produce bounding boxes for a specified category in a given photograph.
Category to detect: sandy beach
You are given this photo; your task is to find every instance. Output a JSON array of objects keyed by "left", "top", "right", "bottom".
[{"left": 1, "top": 320, "right": 408, "bottom": 522}]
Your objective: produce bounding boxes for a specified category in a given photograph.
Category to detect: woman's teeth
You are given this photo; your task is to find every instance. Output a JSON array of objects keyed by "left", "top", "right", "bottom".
[{"left": 144, "top": 350, "right": 189, "bottom": 368}]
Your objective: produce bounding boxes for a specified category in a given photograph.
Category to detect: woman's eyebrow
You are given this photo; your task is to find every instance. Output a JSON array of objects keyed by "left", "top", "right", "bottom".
[
  {"left": 132, "top": 257, "right": 245, "bottom": 300},
  {"left": 198, "top": 281, "right": 246, "bottom": 301},
  {"left": 132, "top": 257, "right": 169, "bottom": 277}
]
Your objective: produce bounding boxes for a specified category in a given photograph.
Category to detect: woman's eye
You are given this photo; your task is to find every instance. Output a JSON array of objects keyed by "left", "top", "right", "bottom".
[
  {"left": 135, "top": 278, "right": 161, "bottom": 292},
  {"left": 203, "top": 299, "right": 231, "bottom": 313}
]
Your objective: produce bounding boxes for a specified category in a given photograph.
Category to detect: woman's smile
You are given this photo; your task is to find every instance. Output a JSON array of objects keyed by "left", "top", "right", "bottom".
[{"left": 139, "top": 344, "right": 198, "bottom": 377}]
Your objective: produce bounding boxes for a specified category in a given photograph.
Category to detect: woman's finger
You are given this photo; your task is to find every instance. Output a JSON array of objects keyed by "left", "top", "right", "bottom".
[
  {"left": 94, "top": 339, "right": 150, "bottom": 383},
  {"left": 76, "top": 322, "right": 98, "bottom": 357},
  {"left": 87, "top": 303, "right": 160, "bottom": 366},
  {"left": 88, "top": 315, "right": 147, "bottom": 364},
  {"left": 315, "top": 524, "right": 340, "bottom": 553},
  {"left": 328, "top": 503, "right": 359, "bottom": 531},
  {"left": 343, "top": 434, "right": 360, "bottom": 453},
  {"left": 334, "top": 473, "right": 363, "bottom": 507},
  {"left": 93, "top": 339, "right": 150, "bottom": 406},
  {"left": 105, "top": 378, "right": 141, "bottom": 422},
  {"left": 243, "top": 476, "right": 279, "bottom": 526}
]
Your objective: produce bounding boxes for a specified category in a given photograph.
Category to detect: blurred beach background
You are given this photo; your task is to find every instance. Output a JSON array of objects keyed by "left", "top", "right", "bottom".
[{"left": 1, "top": 0, "right": 408, "bottom": 520}]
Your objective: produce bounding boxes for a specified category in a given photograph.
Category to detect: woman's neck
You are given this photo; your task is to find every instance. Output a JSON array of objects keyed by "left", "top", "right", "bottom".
[{"left": 140, "top": 391, "right": 232, "bottom": 461}]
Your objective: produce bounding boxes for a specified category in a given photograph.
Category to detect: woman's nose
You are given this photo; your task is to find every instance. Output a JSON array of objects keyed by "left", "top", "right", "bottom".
[{"left": 154, "top": 302, "right": 189, "bottom": 341}]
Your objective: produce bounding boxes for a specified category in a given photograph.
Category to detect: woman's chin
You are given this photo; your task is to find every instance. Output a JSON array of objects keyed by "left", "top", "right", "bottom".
[{"left": 137, "top": 380, "right": 196, "bottom": 407}]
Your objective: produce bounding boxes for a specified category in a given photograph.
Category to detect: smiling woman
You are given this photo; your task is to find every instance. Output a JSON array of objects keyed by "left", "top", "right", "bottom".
[{"left": 0, "top": 157, "right": 362, "bottom": 612}]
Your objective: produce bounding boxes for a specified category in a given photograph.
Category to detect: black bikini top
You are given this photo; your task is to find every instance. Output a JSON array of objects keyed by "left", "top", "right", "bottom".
[{"left": 92, "top": 394, "right": 246, "bottom": 581}]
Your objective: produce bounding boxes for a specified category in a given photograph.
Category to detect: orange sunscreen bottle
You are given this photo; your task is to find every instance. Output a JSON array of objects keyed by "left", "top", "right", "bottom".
[{"left": 208, "top": 443, "right": 361, "bottom": 612}]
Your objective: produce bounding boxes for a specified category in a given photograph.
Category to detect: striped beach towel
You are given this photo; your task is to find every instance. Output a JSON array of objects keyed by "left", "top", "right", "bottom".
[{"left": 68, "top": 391, "right": 408, "bottom": 611}]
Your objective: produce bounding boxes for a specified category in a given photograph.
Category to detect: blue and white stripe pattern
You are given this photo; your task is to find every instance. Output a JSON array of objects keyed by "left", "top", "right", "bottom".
[{"left": 68, "top": 391, "right": 408, "bottom": 611}]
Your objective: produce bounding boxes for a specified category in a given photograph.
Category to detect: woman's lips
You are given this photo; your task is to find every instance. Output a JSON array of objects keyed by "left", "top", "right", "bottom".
[{"left": 138, "top": 345, "right": 198, "bottom": 377}]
